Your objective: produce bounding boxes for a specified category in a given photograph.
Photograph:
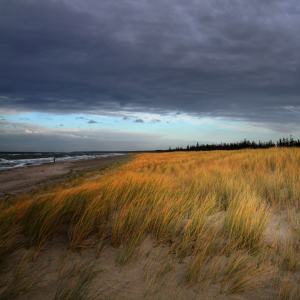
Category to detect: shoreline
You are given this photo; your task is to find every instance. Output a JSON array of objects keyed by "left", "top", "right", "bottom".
[{"left": 0, "top": 155, "right": 128, "bottom": 200}]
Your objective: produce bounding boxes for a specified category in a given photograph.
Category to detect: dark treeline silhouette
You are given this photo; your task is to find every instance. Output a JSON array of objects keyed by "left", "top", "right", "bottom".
[{"left": 167, "top": 136, "right": 300, "bottom": 152}]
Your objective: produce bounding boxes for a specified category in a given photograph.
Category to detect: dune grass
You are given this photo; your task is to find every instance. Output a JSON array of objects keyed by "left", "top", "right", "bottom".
[
  {"left": 0, "top": 252, "right": 43, "bottom": 300},
  {"left": 1, "top": 148, "right": 300, "bottom": 298},
  {"left": 53, "top": 260, "right": 103, "bottom": 300}
]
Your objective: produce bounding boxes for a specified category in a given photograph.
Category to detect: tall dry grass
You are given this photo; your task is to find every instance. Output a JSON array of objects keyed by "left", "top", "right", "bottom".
[{"left": 1, "top": 148, "right": 300, "bottom": 297}]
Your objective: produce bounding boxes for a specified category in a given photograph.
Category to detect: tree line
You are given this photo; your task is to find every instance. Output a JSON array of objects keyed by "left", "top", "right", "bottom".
[{"left": 167, "top": 136, "right": 300, "bottom": 152}]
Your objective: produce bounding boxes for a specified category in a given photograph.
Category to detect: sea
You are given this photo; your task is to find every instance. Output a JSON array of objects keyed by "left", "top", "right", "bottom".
[{"left": 0, "top": 152, "right": 125, "bottom": 171}]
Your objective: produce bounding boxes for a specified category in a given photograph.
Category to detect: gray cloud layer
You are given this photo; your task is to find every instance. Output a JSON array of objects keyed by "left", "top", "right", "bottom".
[
  {"left": 0, "top": 120, "right": 193, "bottom": 151},
  {"left": 1, "top": 0, "right": 300, "bottom": 129}
]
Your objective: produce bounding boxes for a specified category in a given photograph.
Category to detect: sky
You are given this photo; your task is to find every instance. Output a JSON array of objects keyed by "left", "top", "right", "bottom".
[{"left": 1, "top": 0, "right": 300, "bottom": 151}]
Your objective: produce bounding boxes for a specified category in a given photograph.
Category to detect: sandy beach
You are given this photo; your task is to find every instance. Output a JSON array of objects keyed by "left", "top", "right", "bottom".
[{"left": 0, "top": 155, "right": 127, "bottom": 199}]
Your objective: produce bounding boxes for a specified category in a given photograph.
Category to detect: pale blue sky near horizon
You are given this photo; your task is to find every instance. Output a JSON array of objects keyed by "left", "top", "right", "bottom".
[{"left": 0, "top": 111, "right": 294, "bottom": 151}]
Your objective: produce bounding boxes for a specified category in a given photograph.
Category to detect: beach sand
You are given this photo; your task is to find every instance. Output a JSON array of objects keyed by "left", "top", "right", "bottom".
[
  {"left": 2, "top": 210, "right": 293, "bottom": 300},
  {"left": 0, "top": 155, "right": 127, "bottom": 200}
]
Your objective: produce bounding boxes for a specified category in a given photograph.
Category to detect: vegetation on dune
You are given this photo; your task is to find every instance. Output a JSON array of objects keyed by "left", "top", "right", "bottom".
[
  {"left": 168, "top": 135, "right": 300, "bottom": 151},
  {"left": 1, "top": 148, "right": 300, "bottom": 298}
]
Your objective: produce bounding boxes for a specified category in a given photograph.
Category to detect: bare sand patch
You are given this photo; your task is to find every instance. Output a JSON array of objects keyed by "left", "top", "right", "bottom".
[{"left": 0, "top": 155, "right": 127, "bottom": 199}]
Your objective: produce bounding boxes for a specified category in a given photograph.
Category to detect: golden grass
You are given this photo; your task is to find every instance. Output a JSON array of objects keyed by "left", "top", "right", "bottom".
[{"left": 1, "top": 148, "right": 300, "bottom": 298}]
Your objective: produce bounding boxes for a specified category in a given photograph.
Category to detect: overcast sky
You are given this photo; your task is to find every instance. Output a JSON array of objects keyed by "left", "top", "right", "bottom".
[{"left": 1, "top": 0, "right": 300, "bottom": 151}]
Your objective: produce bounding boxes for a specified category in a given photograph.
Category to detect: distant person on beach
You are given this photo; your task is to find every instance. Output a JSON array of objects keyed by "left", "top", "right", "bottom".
[{"left": 53, "top": 157, "right": 56, "bottom": 163}]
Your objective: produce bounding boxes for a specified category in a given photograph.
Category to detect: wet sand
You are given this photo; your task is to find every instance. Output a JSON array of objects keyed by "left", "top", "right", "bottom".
[{"left": 0, "top": 155, "right": 127, "bottom": 199}]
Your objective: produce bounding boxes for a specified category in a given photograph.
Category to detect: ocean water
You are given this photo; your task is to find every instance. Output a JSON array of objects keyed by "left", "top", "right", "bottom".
[{"left": 0, "top": 152, "right": 125, "bottom": 171}]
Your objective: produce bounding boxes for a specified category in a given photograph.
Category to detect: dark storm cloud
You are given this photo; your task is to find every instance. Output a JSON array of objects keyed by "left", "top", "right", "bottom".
[
  {"left": 1, "top": 0, "right": 300, "bottom": 130},
  {"left": 134, "top": 119, "right": 144, "bottom": 123}
]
